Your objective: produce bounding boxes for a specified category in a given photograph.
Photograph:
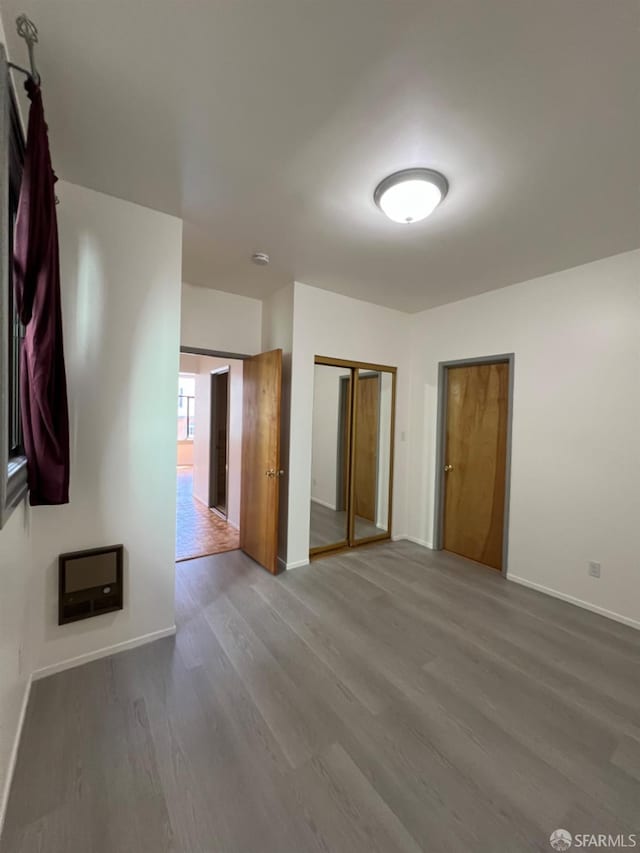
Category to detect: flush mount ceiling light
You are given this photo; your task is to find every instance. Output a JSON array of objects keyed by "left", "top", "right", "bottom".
[{"left": 374, "top": 168, "right": 448, "bottom": 224}]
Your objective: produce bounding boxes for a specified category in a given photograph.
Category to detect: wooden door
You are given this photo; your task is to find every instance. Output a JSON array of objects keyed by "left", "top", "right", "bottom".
[
  {"left": 353, "top": 373, "right": 380, "bottom": 523},
  {"left": 443, "top": 362, "right": 509, "bottom": 570},
  {"left": 239, "top": 349, "right": 282, "bottom": 573}
]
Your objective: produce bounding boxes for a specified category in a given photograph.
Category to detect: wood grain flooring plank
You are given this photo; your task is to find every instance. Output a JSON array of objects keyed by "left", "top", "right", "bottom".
[
  {"left": 383, "top": 541, "right": 640, "bottom": 654},
  {"left": 225, "top": 580, "right": 375, "bottom": 739},
  {"left": 338, "top": 550, "right": 640, "bottom": 739},
  {"left": 328, "top": 691, "right": 548, "bottom": 852},
  {"left": 250, "top": 572, "right": 392, "bottom": 714},
  {"left": 422, "top": 648, "right": 640, "bottom": 829},
  {"left": 3, "top": 542, "right": 639, "bottom": 853},
  {"left": 281, "top": 564, "right": 436, "bottom": 699},
  {"left": 292, "top": 742, "right": 423, "bottom": 853},
  {"left": 203, "top": 591, "right": 335, "bottom": 768}
]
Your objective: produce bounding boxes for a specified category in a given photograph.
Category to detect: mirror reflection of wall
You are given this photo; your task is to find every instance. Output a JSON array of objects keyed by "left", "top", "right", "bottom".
[
  {"left": 310, "top": 364, "right": 351, "bottom": 550},
  {"left": 309, "top": 358, "right": 396, "bottom": 557}
]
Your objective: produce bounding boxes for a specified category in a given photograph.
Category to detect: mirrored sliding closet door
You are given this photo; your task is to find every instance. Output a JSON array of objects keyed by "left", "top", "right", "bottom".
[
  {"left": 351, "top": 368, "right": 394, "bottom": 544},
  {"left": 309, "top": 357, "right": 396, "bottom": 557}
]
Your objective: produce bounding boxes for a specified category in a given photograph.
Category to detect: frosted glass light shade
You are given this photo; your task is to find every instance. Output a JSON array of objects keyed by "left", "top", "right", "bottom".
[{"left": 374, "top": 168, "right": 448, "bottom": 224}]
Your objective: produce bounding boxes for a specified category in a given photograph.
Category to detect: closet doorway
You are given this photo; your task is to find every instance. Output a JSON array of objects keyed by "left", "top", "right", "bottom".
[{"left": 309, "top": 356, "right": 396, "bottom": 558}]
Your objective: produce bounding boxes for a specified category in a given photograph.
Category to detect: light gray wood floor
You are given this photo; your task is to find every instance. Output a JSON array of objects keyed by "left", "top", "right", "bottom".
[{"left": 2, "top": 541, "right": 640, "bottom": 852}]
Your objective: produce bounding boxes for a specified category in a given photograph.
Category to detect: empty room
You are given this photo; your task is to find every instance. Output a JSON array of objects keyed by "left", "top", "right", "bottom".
[{"left": 0, "top": 2, "right": 638, "bottom": 852}]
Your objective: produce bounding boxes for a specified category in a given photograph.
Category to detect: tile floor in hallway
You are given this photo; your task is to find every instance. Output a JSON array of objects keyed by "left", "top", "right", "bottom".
[{"left": 175, "top": 467, "right": 239, "bottom": 561}]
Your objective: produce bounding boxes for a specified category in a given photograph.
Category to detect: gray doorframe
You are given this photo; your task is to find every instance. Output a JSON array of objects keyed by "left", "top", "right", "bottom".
[{"left": 432, "top": 353, "right": 515, "bottom": 576}]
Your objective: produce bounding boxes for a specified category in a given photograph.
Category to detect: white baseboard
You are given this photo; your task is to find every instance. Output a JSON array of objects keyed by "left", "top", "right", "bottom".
[
  {"left": 507, "top": 575, "right": 640, "bottom": 631},
  {"left": 0, "top": 674, "right": 32, "bottom": 835},
  {"left": 310, "top": 497, "right": 337, "bottom": 511},
  {"left": 402, "top": 536, "right": 434, "bottom": 550},
  {"left": 285, "top": 558, "right": 310, "bottom": 570},
  {"left": 32, "top": 626, "right": 177, "bottom": 681}
]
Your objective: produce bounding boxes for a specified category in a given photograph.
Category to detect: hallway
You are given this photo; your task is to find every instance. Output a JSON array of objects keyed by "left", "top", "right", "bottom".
[{"left": 175, "top": 467, "right": 239, "bottom": 561}]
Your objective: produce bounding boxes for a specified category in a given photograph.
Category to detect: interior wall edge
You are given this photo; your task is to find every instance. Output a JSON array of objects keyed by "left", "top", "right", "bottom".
[
  {"left": 0, "top": 674, "right": 32, "bottom": 836},
  {"left": 31, "top": 625, "right": 177, "bottom": 681},
  {"left": 507, "top": 575, "right": 640, "bottom": 631}
]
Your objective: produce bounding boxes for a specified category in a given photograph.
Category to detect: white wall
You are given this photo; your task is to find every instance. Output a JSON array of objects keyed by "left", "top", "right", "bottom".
[
  {"left": 192, "top": 355, "right": 243, "bottom": 530},
  {"left": 286, "top": 282, "right": 411, "bottom": 567},
  {"left": 0, "top": 180, "right": 183, "bottom": 824},
  {"left": 193, "top": 368, "right": 210, "bottom": 502},
  {"left": 179, "top": 353, "right": 200, "bottom": 373},
  {"left": 261, "top": 284, "right": 294, "bottom": 567},
  {"left": 226, "top": 361, "right": 244, "bottom": 530},
  {"left": 181, "top": 282, "right": 262, "bottom": 355},
  {"left": 31, "top": 181, "right": 183, "bottom": 670},
  {"left": 407, "top": 249, "right": 640, "bottom": 627}
]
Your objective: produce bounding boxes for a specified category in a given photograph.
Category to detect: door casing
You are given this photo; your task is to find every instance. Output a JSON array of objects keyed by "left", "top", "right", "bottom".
[{"left": 433, "top": 353, "right": 515, "bottom": 576}]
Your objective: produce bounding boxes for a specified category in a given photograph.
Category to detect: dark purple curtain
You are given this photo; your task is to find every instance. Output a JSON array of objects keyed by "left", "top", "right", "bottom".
[{"left": 13, "top": 79, "right": 70, "bottom": 505}]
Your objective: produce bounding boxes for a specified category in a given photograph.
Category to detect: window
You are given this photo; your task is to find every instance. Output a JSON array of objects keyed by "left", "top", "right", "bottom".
[
  {"left": 177, "top": 374, "right": 195, "bottom": 441},
  {"left": 1, "top": 48, "right": 28, "bottom": 528}
]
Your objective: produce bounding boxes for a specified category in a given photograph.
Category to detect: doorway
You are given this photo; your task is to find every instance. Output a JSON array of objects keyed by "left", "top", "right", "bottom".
[
  {"left": 433, "top": 354, "right": 514, "bottom": 573},
  {"left": 176, "top": 346, "right": 284, "bottom": 574},
  {"left": 175, "top": 352, "right": 243, "bottom": 562}
]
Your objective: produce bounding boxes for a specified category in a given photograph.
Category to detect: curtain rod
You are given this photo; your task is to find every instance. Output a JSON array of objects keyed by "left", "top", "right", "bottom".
[{"left": 8, "top": 14, "right": 40, "bottom": 85}]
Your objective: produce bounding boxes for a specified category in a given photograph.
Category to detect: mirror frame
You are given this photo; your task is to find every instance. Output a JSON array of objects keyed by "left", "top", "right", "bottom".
[{"left": 310, "top": 355, "right": 397, "bottom": 557}]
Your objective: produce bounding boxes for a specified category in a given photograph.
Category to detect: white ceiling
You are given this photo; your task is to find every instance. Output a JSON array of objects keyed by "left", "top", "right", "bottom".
[{"left": 3, "top": 0, "right": 639, "bottom": 312}]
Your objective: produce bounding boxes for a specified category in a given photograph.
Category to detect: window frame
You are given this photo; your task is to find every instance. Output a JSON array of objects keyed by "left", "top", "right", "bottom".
[{"left": 0, "top": 46, "right": 28, "bottom": 528}]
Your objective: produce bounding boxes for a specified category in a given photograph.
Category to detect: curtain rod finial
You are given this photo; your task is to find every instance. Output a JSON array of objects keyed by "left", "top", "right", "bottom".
[{"left": 16, "top": 14, "right": 39, "bottom": 45}]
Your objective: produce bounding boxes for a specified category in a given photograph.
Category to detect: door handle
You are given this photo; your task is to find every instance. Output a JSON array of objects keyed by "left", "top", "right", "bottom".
[
  {"left": 266, "top": 469, "right": 285, "bottom": 478},
  {"left": 444, "top": 464, "right": 454, "bottom": 472}
]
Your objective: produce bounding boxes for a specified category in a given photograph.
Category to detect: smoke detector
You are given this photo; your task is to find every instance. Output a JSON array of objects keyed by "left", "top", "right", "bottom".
[{"left": 251, "top": 251, "right": 270, "bottom": 266}]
